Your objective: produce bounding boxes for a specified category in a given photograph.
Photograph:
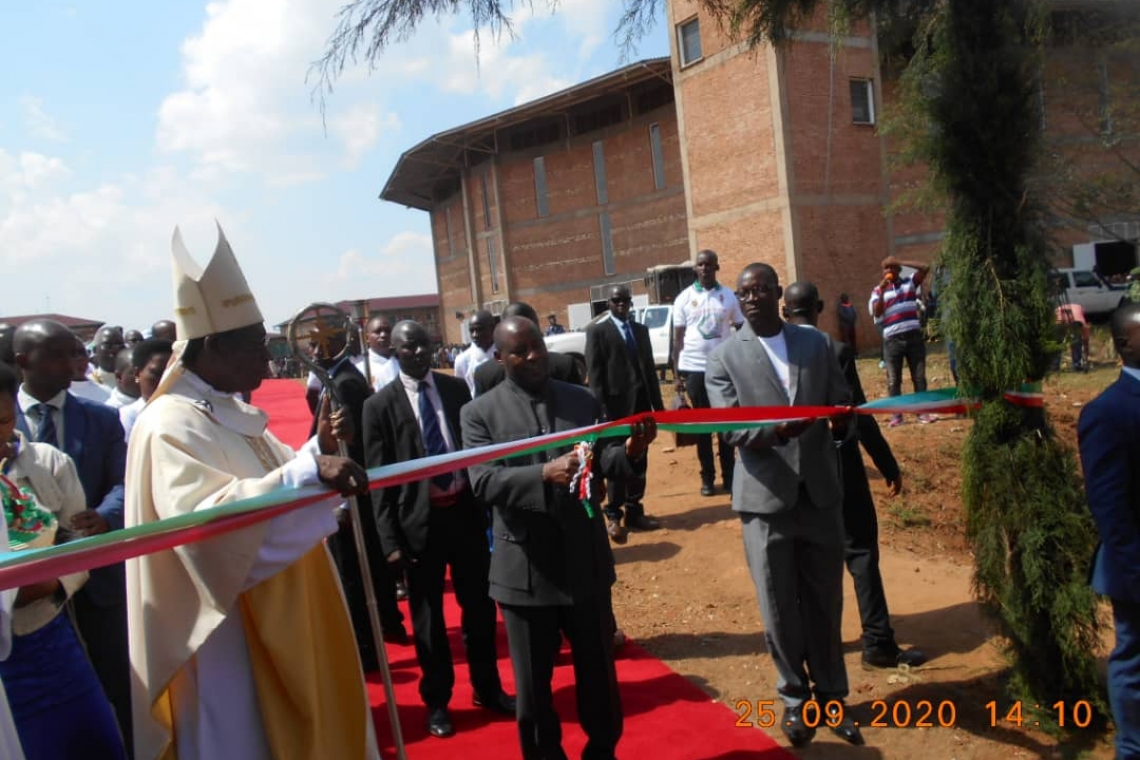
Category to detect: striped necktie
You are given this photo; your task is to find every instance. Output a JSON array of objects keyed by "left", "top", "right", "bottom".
[{"left": 32, "top": 403, "right": 58, "bottom": 448}]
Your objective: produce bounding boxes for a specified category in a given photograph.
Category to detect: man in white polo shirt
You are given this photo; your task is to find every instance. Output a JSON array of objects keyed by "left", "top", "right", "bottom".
[{"left": 672, "top": 250, "right": 744, "bottom": 496}]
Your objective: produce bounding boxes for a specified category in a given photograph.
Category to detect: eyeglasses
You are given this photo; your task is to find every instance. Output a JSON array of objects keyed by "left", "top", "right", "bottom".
[
  {"left": 736, "top": 284, "right": 777, "bottom": 301},
  {"left": 610, "top": 297, "right": 632, "bottom": 305}
]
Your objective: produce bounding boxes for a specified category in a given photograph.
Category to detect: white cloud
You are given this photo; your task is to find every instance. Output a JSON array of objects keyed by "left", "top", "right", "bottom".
[
  {"left": 156, "top": 0, "right": 599, "bottom": 183},
  {"left": 19, "top": 96, "right": 68, "bottom": 142},
  {"left": 328, "top": 105, "right": 401, "bottom": 168},
  {"left": 325, "top": 231, "right": 436, "bottom": 294},
  {"left": 0, "top": 150, "right": 70, "bottom": 198},
  {"left": 0, "top": 158, "right": 227, "bottom": 324}
]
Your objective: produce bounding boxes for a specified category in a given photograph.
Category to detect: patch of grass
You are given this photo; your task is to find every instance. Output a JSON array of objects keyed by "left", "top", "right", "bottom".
[{"left": 888, "top": 500, "right": 933, "bottom": 528}]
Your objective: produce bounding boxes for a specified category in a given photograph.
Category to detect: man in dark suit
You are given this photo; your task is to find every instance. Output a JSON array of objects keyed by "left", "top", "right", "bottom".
[
  {"left": 363, "top": 320, "right": 514, "bottom": 739},
  {"left": 585, "top": 285, "right": 664, "bottom": 542},
  {"left": 783, "top": 282, "right": 926, "bottom": 670},
  {"left": 305, "top": 319, "right": 407, "bottom": 670},
  {"left": 12, "top": 319, "right": 131, "bottom": 753},
  {"left": 473, "top": 302, "right": 583, "bottom": 396},
  {"left": 461, "top": 316, "right": 657, "bottom": 760},
  {"left": 1078, "top": 302, "right": 1140, "bottom": 760},
  {"left": 705, "top": 264, "right": 861, "bottom": 748}
]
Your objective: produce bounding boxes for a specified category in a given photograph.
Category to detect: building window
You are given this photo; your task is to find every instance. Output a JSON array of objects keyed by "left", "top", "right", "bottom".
[
  {"left": 480, "top": 174, "right": 492, "bottom": 229},
  {"left": 850, "top": 79, "right": 875, "bottom": 125},
  {"left": 488, "top": 238, "right": 500, "bottom": 294},
  {"left": 533, "top": 157, "right": 549, "bottom": 218},
  {"left": 600, "top": 212, "right": 616, "bottom": 276},
  {"left": 572, "top": 103, "right": 625, "bottom": 136},
  {"left": 592, "top": 141, "right": 608, "bottom": 205},
  {"left": 1097, "top": 58, "right": 1112, "bottom": 135},
  {"left": 677, "top": 18, "right": 702, "bottom": 67},
  {"left": 444, "top": 204, "right": 455, "bottom": 258},
  {"left": 649, "top": 123, "right": 666, "bottom": 190}
]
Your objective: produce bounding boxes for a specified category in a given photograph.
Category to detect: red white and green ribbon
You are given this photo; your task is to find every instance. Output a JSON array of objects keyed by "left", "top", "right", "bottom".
[{"left": 0, "top": 384, "right": 1044, "bottom": 591}]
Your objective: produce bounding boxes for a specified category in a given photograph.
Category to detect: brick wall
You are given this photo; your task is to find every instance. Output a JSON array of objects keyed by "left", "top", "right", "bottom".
[{"left": 425, "top": 104, "right": 689, "bottom": 337}]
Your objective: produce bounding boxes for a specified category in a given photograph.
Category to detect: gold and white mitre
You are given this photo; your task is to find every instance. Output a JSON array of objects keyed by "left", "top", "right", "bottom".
[{"left": 171, "top": 222, "right": 264, "bottom": 340}]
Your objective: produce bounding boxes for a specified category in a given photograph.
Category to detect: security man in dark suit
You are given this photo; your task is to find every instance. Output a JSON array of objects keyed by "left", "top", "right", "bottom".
[
  {"left": 585, "top": 285, "right": 664, "bottom": 543},
  {"left": 462, "top": 316, "right": 657, "bottom": 760},
  {"left": 473, "top": 302, "right": 583, "bottom": 396},
  {"left": 305, "top": 319, "right": 407, "bottom": 670},
  {"left": 783, "top": 282, "right": 926, "bottom": 671},
  {"left": 362, "top": 320, "right": 514, "bottom": 739}
]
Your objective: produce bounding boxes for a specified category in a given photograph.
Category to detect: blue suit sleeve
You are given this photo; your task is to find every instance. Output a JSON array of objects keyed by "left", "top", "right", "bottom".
[
  {"left": 1078, "top": 399, "right": 1140, "bottom": 593},
  {"left": 94, "top": 412, "right": 127, "bottom": 530}
]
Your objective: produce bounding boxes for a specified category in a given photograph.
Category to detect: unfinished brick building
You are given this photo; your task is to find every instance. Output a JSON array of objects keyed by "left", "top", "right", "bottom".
[{"left": 382, "top": 5, "right": 1139, "bottom": 347}]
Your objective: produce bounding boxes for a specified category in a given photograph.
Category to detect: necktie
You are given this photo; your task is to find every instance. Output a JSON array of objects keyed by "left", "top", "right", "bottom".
[
  {"left": 418, "top": 382, "right": 453, "bottom": 490},
  {"left": 621, "top": 321, "right": 638, "bottom": 357},
  {"left": 33, "top": 403, "right": 58, "bottom": 448}
]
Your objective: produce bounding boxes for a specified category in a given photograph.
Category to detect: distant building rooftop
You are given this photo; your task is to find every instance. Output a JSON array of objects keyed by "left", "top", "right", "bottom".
[
  {"left": 0, "top": 313, "right": 105, "bottom": 331},
  {"left": 273, "top": 294, "right": 441, "bottom": 331}
]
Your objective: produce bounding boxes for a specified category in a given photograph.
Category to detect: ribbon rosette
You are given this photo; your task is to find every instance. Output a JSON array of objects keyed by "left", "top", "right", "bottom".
[{"left": 567, "top": 440, "right": 596, "bottom": 519}]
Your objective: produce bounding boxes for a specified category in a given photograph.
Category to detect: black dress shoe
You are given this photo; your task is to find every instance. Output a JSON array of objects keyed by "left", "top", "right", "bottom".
[
  {"left": 826, "top": 702, "right": 864, "bottom": 746},
  {"left": 606, "top": 516, "right": 628, "bottom": 545},
  {"left": 382, "top": 623, "right": 410, "bottom": 645},
  {"left": 862, "top": 646, "right": 927, "bottom": 670},
  {"left": 473, "top": 691, "right": 517, "bottom": 715},
  {"left": 781, "top": 704, "right": 815, "bottom": 748},
  {"left": 626, "top": 513, "right": 660, "bottom": 531},
  {"left": 426, "top": 707, "right": 455, "bottom": 738},
  {"left": 700, "top": 482, "right": 715, "bottom": 497}
]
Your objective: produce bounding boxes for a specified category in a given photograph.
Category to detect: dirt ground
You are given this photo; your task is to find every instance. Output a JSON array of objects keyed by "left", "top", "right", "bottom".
[{"left": 611, "top": 344, "right": 1121, "bottom": 760}]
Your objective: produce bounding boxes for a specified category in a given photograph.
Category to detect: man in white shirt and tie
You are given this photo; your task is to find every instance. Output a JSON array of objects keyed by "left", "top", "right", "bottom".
[
  {"left": 362, "top": 320, "right": 513, "bottom": 739},
  {"left": 453, "top": 311, "right": 497, "bottom": 396}
]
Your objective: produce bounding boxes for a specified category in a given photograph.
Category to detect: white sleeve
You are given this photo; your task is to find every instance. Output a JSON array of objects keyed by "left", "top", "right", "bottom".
[{"left": 242, "top": 441, "right": 339, "bottom": 589}]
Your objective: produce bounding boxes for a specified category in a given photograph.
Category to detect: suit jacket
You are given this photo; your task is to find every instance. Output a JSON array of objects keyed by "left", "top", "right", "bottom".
[
  {"left": 308, "top": 359, "right": 372, "bottom": 468},
  {"left": 834, "top": 340, "right": 899, "bottom": 483},
  {"left": 705, "top": 321, "right": 851, "bottom": 515},
  {"left": 1077, "top": 371, "right": 1140, "bottom": 602},
  {"left": 363, "top": 371, "right": 480, "bottom": 558},
  {"left": 17, "top": 392, "right": 126, "bottom": 606},
  {"left": 585, "top": 317, "right": 664, "bottom": 420},
  {"left": 461, "top": 378, "right": 643, "bottom": 607},
  {"left": 473, "top": 351, "right": 583, "bottom": 397}
]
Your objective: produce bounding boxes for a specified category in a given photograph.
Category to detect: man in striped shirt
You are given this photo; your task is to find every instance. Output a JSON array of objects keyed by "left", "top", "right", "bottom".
[{"left": 869, "top": 256, "right": 935, "bottom": 427}]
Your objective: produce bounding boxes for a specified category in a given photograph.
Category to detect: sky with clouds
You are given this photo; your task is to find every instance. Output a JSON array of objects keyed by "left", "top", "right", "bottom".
[{"left": 1, "top": 0, "right": 667, "bottom": 331}]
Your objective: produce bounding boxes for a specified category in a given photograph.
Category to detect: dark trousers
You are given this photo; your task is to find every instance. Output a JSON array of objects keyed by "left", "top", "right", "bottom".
[
  {"left": 407, "top": 505, "right": 502, "bottom": 708},
  {"left": 73, "top": 588, "right": 132, "bottom": 759},
  {"left": 884, "top": 330, "right": 928, "bottom": 398},
  {"left": 604, "top": 389, "right": 650, "bottom": 523},
  {"left": 1109, "top": 598, "right": 1140, "bottom": 759},
  {"left": 500, "top": 598, "right": 622, "bottom": 760},
  {"left": 839, "top": 440, "right": 896, "bottom": 652},
  {"left": 684, "top": 371, "right": 735, "bottom": 487},
  {"left": 327, "top": 501, "right": 405, "bottom": 671}
]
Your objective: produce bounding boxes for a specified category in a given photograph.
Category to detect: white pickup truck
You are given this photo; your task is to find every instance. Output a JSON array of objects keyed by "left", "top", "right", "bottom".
[
  {"left": 1050, "top": 268, "right": 1130, "bottom": 316},
  {"left": 544, "top": 304, "right": 674, "bottom": 381}
]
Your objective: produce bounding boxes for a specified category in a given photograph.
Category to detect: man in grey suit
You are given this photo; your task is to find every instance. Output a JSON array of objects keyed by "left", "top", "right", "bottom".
[{"left": 705, "top": 263, "right": 862, "bottom": 748}]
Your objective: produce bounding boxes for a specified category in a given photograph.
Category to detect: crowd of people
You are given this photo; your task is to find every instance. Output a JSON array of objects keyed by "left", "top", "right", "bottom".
[{"left": 0, "top": 228, "right": 1137, "bottom": 760}]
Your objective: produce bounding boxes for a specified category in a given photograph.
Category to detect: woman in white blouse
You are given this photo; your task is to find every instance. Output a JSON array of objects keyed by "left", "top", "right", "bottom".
[{"left": 0, "top": 363, "right": 126, "bottom": 759}]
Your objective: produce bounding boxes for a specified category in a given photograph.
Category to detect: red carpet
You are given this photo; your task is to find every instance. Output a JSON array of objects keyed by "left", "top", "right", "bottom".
[{"left": 254, "top": 378, "right": 793, "bottom": 760}]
